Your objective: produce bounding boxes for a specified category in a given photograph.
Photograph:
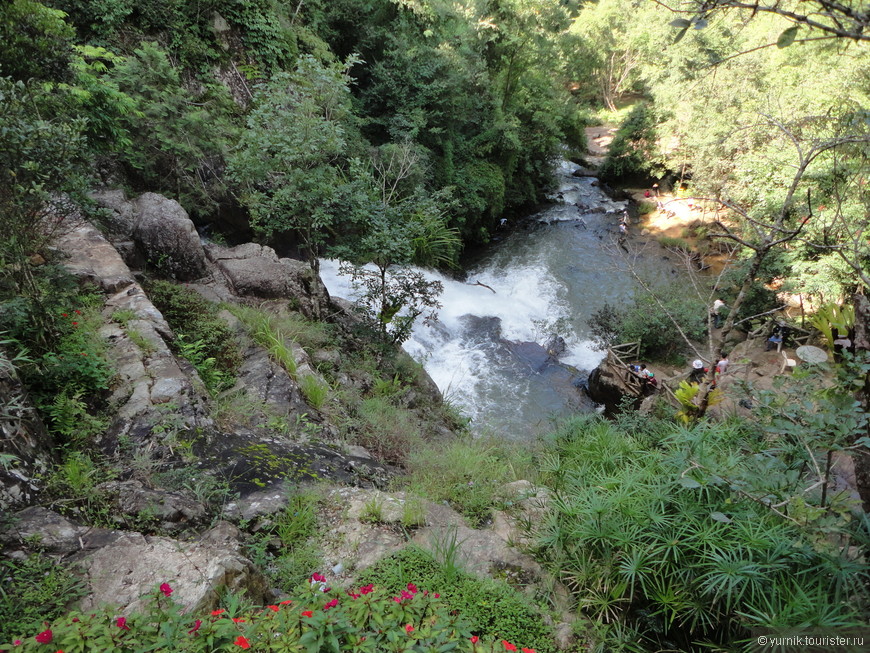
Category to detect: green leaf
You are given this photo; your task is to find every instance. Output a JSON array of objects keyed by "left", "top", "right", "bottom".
[
  {"left": 673, "top": 27, "right": 689, "bottom": 43},
  {"left": 710, "top": 512, "right": 732, "bottom": 523},
  {"left": 669, "top": 18, "right": 691, "bottom": 28},
  {"left": 678, "top": 477, "right": 701, "bottom": 489},
  {"left": 777, "top": 26, "right": 800, "bottom": 48}
]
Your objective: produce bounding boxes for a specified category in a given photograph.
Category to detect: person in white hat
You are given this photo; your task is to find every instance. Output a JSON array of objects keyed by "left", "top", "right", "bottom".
[{"left": 689, "top": 359, "right": 705, "bottom": 383}]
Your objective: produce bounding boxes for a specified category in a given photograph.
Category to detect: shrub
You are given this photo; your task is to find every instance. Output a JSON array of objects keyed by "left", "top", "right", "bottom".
[
  {"left": 656, "top": 235, "right": 691, "bottom": 251},
  {"left": 299, "top": 374, "right": 329, "bottom": 409},
  {"left": 0, "top": 576, "right": 547, "bottom": 652},
  {"left": 357, "top": 547, "right": 555, "bottom": 653},
  {"left": 536, "top": 415, "right": 870, "bottom": 650},
  {"left": 0, "top": 550, "right": 85, "bottom": 644},
  {"left": 147, "top": 281, "right": 241, "bottom": 378}
]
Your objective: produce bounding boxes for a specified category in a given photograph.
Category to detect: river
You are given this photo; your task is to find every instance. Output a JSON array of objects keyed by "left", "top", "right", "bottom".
[{"left": 320, "top": 161, "right": 672, "bottom": 438}]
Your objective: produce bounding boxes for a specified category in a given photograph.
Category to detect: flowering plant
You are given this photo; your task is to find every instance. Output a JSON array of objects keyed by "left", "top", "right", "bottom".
[{"left": 0, "top": 579, "right": 542, "bottom": 652}]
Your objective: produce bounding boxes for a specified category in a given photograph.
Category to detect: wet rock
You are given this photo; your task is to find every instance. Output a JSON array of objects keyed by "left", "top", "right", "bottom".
[
  {"left": 73, "top": 532, "right": 267, "bottom": 615},
  {"left": 90, "top": 189, "right": 136, "bottom": 240},
  {"left": 133, "top": 193, "right": 207, "bottom": 281},
  {"left": 544, "top": 334, "right": 567, "bottom": 358},
  {"left": 197, "top": 521, "right": 242, "bottom": 550}
]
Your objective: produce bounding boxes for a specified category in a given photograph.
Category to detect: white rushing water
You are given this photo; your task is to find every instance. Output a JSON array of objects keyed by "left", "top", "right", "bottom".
[{"left": 321, "top": 161, "right": 668, "bottom": 438}]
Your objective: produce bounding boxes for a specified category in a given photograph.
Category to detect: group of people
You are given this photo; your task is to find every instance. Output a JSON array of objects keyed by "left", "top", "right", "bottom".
[{"left": 629, "top": 363, "right": 658, "bottom": 388}]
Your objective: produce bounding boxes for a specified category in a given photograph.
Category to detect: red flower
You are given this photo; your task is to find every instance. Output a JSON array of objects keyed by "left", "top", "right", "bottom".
[
  {"left": 323, "top": 598, "right": 338, "bottom": 611},
  {"left": 406, "top": 582, "right": 418, "bottom": 594},
  {"left": 74, "top": 310, "right": 82, "bottom": 315},
  {"left": 35, "top": 630, "right": 53, "bottom": 644},
  {"left": 434, "top": 593, "right": 440, "bottom": 598},
  {"left": 188, "top": 619, "right": 202, "bottom": 635},
  {"left": 522, "top": 649, "right": 537, "bottom": 653},
  {"left": 61, "top": 313, "right": 68, "bottom": 318},
  {"left": 267, "top": 605, "right": 279, "bottom": 612},
  {"left": 502, "top": 642, "right": 517, "bottom": 652},
  {"left": 159, "top": 583, "right": 173, "bottom": 596},
  {"left": 280, "top": 600, "right": 293, "bottom": 605},
  {"left": 211, "top": 609, "right": 225, "bottom": 616},
  {"left": 470, "top": 636, "right": 479, "bottom": 644},
  {"left": 405, "top": 624, "right": 414, "bottom": 633},
  {"left": 310, "top": 572, "right": 326, "bottom": 583},
  {"left": 234, "top": 636, "right": 251, "bottom": 649},
  {"left": 231, "top": 618, "right": 246, "bottom": 623},
  {"left": 13, "top": 640, "right": 22, "bottom": 646},
  {"left": 400, "top": 590, "right": 414, "bottom": 601},
  {"left": 347, "top": 591, "right": 361, "bottom": 599},
  {"left": 116, "top": 617, "right": 130, "bottom": 631},
  {"left": 359, "top": 584, "right": 374, "bottom": 595},
  {"left": 71, "top": 321, "right": 78, "bottom": 326},
  {"left": 301, "top": 611, "right": 313, "bottom": 618}
]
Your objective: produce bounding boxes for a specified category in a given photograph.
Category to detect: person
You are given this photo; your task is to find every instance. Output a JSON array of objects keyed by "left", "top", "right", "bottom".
[
  {"left": 619, "top": 221, "right": 627, "bottom": 236},
  {"left": 652, "top": 183, "right": 659, "bottom": 197},
  {"left": 689, "top": 359, "right": 705, "bottom": 383},
  {"left": 644, "top": 189, "right": 651, "bottom": 198},
  {"left": 766, "top": 324, "right": 785, "bottom": 351},
  {"left": 711, "top": 298, "right": 726, "bottom": 328},
  {"left": 716, "top": 354, "right": 729, "bottom": 375}
]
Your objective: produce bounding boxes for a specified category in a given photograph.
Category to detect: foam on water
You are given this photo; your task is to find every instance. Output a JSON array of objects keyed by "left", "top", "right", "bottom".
[{"left": 319, "top": 162, "right": 643, "bottom": 436}]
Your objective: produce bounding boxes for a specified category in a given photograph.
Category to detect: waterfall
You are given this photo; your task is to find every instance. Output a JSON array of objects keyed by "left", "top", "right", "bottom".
[{"left": 320, "top": 161, "right": 648, "bottom": 438}]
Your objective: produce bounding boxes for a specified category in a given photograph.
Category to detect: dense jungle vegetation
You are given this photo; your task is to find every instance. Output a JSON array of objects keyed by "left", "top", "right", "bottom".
[{"left": 1, "top": 0, "right": 870, "bottom": 651}]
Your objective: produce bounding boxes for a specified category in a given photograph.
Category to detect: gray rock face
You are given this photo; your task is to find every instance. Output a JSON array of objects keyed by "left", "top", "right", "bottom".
[
  {"left": 1, "top": 507, "right": 119, "bottom": 554},
  {"left": 55, "top": 219, "right": 137, "bottom": 294},
  {"left": 96, "top": 480, "right": 207, "bottom": 532},
  {"left": 73, "top": 532, "right": 268, "bottom": 615},
  {"left": 134, "top": 193, "right": 207, "bottom": 281},
  {"left": 205, "top": 243, "right": 329, "bottom": 319},
  {"left": 90, "top": 189, "right": 136, "bottom": 240}
]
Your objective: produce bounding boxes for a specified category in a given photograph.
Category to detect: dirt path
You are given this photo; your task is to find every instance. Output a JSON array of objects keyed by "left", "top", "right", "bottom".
[{"left": 583, "top": 125, "right": 616, "bottom": 168}]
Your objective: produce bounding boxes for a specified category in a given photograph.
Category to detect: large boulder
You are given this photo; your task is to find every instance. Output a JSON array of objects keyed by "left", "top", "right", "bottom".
[
  {"left": 205, "top": 243, "right": 329, "bottom": 319},
  {"left": 133, "top": 193, "right": 207, "bottom": 281},
  {"left": 73, "top": 532, "right": 268, "bottom": 615}
]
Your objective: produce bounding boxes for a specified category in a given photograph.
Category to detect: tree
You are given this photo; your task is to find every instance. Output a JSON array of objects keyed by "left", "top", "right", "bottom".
[
  {"left": 0, "top": 77, "right": 87, "bottom": 346},
  {"left": 228, "top": 54, "right": 361, "bottom": 275},
  {"left": 335, "top": 144, "right": 459, "bottom": 345},
  {"left": 665, "top": 0, "right": 870, "bottom": 43}
]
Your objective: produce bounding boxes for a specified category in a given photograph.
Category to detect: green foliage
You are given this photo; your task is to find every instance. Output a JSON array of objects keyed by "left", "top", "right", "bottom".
[
  {"left": 350, "top": 396, "right": 422, "bottom": 465},
  {"left": 0, "top": 0, "right": 75, "bottom": 83},
  {"left": 536, "top": 414, "right": 870, "bottom": 650},
  {"left": 598, "top": 103, "right": 660, "bottom": 182},
  {"left": 299, "top": 374, "right": 329, "bottom": 410},
  {"left": 656, "top": 235, "right": 691, "bottom": 251},
  {"left": 0, "top": 77, "right": 87, "bottom": 299},
  {"left": 587, "top": 286, "right": 707, "bottom": 359},
  {"left": 147, "top": 280, "right": 241, "bottom": 379},
  {"left": 0, "top": 576, "right": 546, "bottom": 652},
  {"left": 0, "top": 549, "right": 85, "bottom": 644},
  {"left": 809, "top": 302, "right": 855, "bottom": 351},
  {"left": 244, "top": 490, "right": 323, "bottom": 591},
  {"left": 400, "top": 437, "right": 537, "bottom": 527},
  {"left": 357, "top": 547, "right": 555, "bottom": 653},
  {"left": 44, "top": 389, "right": 109, "bottom": 445},
  {"left": 228, "top": 55, "right": 361, "bottom": 264},
  {"left": 176, "top": 335, "right": 234, "bottom": 394},
  {"left": 108, "top": 41, "right": 236, "bottom": 216}
]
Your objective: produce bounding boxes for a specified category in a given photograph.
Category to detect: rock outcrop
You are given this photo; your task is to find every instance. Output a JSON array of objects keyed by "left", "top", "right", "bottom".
[
  {"left": 204, "top": 243, "right": 330, "bottom": 319},
  {"left": 73, "top": 532, "right": 268, "bottom": 615}
]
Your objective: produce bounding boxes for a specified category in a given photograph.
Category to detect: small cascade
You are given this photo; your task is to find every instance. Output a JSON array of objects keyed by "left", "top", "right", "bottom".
[{"left": 321, "top": 161, "right": 669, "bottom": 438}]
